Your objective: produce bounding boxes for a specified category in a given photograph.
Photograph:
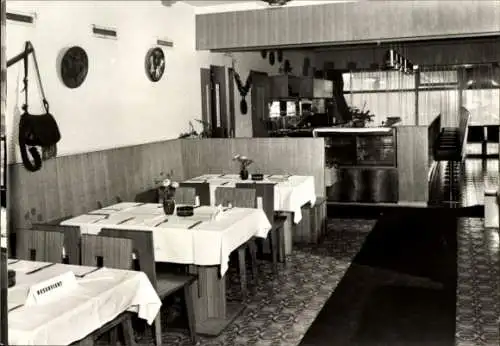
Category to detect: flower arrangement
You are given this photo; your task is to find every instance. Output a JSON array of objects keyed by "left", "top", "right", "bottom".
[
  {"left": 154, "top": 171, "right": 179, "bottom": 201},
  {"left": 233, "top": 154, "right": 253, "bottom": 180},
  {"left": 233, "top": 154, "right": 253, "bottom": 170}
]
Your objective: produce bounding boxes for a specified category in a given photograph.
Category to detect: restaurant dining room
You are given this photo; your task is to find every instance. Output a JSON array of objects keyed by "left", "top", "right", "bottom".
[{"left": 0, "top": 0, "right": 499, "bottom": 345}]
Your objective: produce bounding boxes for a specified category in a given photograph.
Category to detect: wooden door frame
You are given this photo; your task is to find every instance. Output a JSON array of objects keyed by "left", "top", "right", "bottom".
[{"left": 250, "top": 70, "right": 269, "bottom": 137}]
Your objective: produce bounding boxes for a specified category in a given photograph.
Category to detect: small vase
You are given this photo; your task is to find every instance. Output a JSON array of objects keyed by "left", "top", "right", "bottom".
[
  {"left": 240, "top": 168, "right": 249, "bottom": 180},
  {"left": 163, "top": 199, "right": 176, "bottom": 215}
]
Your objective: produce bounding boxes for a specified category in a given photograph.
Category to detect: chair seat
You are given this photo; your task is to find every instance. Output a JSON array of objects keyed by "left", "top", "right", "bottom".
[{"left": 156, "top": 272, "right": 197, "bottom": 298}]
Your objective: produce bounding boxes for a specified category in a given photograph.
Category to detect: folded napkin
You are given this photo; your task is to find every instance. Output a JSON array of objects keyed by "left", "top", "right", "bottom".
[{"left": 212, "top": 204, "right": 225, "bottom": 221}]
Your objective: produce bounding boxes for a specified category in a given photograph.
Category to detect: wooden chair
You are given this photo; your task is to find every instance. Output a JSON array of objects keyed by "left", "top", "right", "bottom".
[
  {"left": 81, "top": 234, "right": 133, "bottom": 269},
  {"left": 135, "top": 189, "right": 159, "bottom": 203},
  {"left": 80, "top": 234, "right": 136, "bottom": 346},
  {"left": 16, "top": 229, "right": 64, "bottom": 263},
  {"left": 179, "top": 182, "right": 210, "bottom": 206},
  {"left": 214, "top": 187, "right": 259, "bottom": 297},
  {"left": 236, "top": 182, "right": 286, "bottom": 271},
  {"left": 175, "top": 187, "right": 197, "bottom": 205},
  {"left": 30, "top": 223, "right": 81, "bottom": 265},
  {"left": 99, "top": 228, "right": 198, "bottom": 346}
]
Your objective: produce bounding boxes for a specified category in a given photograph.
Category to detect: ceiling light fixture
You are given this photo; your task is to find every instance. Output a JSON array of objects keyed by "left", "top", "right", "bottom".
[{"left": 261, "top": 0, "right": 293, "bottom": 6}]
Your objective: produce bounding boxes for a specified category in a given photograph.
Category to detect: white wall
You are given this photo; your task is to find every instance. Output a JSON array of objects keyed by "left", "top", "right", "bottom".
[{"left": 6, "top": 0, "right": 314, "bottom": 163}]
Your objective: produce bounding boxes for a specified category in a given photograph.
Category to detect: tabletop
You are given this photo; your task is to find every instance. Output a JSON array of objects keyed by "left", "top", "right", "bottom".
[
  {"left": 7, "top": 260, "right": 161, "bottom": 345},
  {"left": 184, "top": 174, "right": 316, "bottom": 223},
  {"left": 61, "top": 203, "right": 272, "bottom": 275}
]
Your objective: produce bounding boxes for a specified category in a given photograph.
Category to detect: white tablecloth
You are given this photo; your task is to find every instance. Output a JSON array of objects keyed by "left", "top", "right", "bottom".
[
  {"left": 185, "top": 174, "right": 317, "bottom": 223},
  {"left": 8, "top": 260, "right": 161, "bottom": 345},
  {"left": 61, "top": 204, "right": 271, "bottom": 276}
]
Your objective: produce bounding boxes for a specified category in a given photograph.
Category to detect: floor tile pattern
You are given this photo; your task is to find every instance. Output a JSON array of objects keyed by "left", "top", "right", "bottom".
[
  {"left": 133, "top": 219, "right": 375, "bottom": 346},
  {"left": 455, "top": 217, "right": 499, "bottom": 346}
]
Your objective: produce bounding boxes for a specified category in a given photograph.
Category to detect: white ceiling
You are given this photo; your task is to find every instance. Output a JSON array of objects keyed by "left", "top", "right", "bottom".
[{"left": 183, "top": 1, "right": 253, "bottom": 6}]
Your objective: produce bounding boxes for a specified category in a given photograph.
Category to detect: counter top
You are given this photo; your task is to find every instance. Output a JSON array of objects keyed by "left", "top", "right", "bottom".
[{"left": 313, "top": 127, "right": 393, "bottom": 136}]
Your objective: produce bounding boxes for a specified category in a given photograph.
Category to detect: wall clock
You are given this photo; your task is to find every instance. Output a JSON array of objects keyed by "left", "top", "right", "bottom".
[
  {"left": 145, "top": 47, "right": 165, "bottom": 82},
  {"left": 60, "top": 46, "right": 88, "bottom": 89}
]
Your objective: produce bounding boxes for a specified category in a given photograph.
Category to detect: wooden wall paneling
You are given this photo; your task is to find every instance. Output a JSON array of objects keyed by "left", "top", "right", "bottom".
[
  {"left": 396, "top": 126, "right": 429, "bottom": 202},
  {"left": 79, "top": 153, "right": 98, "bottom": 210},
  {"left": 180, "top": 138, "right": 325, "bottom": 197},
  {"left": 196, "top": 1, "right": 500, "bottom": 50},
  {"left": 106, "top": 148, "right": 129, "bottom": 204}
]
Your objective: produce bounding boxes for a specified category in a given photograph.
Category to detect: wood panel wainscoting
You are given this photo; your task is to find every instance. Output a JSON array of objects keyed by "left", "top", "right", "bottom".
[
  {"left": 8, "top": 139, "right": 184, "bottom": 234},
  {"left": 181, "top": 138, "right": 325, "bottom": 198}
]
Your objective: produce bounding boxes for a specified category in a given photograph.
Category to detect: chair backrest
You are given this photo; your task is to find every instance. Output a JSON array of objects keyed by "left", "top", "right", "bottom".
[
  {"left": 175, "top": 187, "right": 197, "bottom": 205},
  {"left": 134, "top": 188, "right": 159, "bottom": 203},
  {"left": 81, "top": 234, "right": 133, "bottom": 269},
  {"left": 215, "top": 186, "right": 234, "bottom": 207},
  {"left": 233, "top": 188, "right": 257, "bottom": 208},
  {"left": 236, "top": 182, "right": 275, "bottom": 223},
  {"left": 215, "top": 186, "right": 257, "bottom": 208},
  {"left": 99, "top": 228, "right": 157, "bottom": 288},
  {"left": 179, "top": 182, "right": 210, "bottom": 206},
  {"left": 17, "top": 229, "right": 64, "bottom": 263},
  {"left": 30, "top": 223, "right": 81, "bottom": 265}
]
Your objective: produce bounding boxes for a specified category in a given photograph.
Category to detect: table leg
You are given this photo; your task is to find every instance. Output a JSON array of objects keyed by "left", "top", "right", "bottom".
[
  {"left": 188, "top": 265, "right": 245, "bottom": 336},
  {"left": 282, "top": 212, "right": 293, "bottom": 255}
]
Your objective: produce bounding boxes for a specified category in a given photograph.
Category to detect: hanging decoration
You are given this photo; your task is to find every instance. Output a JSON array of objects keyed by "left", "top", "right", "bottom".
[
  {"left": 260, "top": 50, "right": 267, "bottom": 59},
  {"left": 234, "top": 71, "right": 252, "bottom": 115},
  {"left": 268, "top": 51, "right": 275, "bottom": 66},
  {"left": 277, "top": 49, "right": 283, "bottom": 63},
  {"left": 284, "top": 59, "right": 292, "bottom": 74},
  {"left": 60, "top": 46, "right": 89, "bottom": 89},
  {"left": 145, "top": 47, "right": 166, "bottom": 82}
]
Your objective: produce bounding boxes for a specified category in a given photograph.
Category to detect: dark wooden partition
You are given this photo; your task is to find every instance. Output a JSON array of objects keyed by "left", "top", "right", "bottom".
[
  {"left": 181, "top": 138, "right": 325, "bottom": 197},
  {"left": 396, "top": 125, "right": 432, "bottom": 203}
]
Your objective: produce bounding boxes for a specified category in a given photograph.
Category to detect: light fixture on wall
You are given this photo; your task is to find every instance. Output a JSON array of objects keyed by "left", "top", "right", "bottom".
[
  {"left": 156, "top": 38, "right": 174, "bottom": 48},
  {"left": 384, "top": 49, "right": 417, "bottom": 75},
  {"left": 92, "top": 25, "right": 118, "bottom": 40},
  {"left": 261, "top": 0, "right": 293, "bottom": 6},
  {"left": 6, "top": 11, "right": 36, "bottom": 25}
]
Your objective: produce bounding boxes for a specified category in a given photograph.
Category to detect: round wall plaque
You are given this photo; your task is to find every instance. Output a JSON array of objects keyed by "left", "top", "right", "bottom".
[
  {"left": 145, "top": 47, "right": 165, "bottom": 82},
  {"left": 60, "top": 46, "right": 88, "bottom": 89}
]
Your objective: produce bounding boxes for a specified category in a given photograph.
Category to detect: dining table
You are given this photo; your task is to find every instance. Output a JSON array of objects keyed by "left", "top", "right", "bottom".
[
  {"left": 7, "top": 259, "right": 161, "bottom": 345},
  {"left": 184, "top": 174, "right": 317, "bottom": 254},
  {"left": 61, "top": 202, "right": 272, "bottom": 336}
]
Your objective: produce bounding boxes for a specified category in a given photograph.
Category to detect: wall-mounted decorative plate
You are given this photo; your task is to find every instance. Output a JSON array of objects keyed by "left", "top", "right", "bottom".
[
  {"left": 145, "top": 47, "right": 165, "bottom": 82},
  {"left": 60, "top": 46, "right": 88, "bottom": 89}
]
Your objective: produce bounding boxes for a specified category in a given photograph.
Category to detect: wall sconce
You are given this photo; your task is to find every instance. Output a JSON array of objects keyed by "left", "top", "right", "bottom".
[
  {"left": 6, "top": 11, "right": 36, "bottom": 26},
  {"left": 92, "top": 25, "right": 117, "bottom": 40},
  {"left": 156, "top": 38, "right": 174, "bottom": 48}
]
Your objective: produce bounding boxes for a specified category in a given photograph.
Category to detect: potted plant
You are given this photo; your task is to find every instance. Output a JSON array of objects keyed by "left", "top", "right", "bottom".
[{"left": 233, "top": 154, "right": 253, "bottom": 180}]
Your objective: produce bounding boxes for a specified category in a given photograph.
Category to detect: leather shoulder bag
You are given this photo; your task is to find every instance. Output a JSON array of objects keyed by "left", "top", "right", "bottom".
[{"left": 18, "top": 41, "right": 61, "bottom": 172}]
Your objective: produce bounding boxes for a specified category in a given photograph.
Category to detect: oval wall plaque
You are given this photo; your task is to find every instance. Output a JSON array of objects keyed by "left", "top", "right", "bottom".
[
  {"left": 60, "top": 46, "right": 89, "bottom": 89},
  {"left": 145, "top": 47, "right": 165, "bottom": 82}
]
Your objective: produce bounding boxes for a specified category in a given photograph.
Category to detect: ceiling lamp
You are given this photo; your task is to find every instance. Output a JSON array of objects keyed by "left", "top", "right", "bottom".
[{"left": 261, "top": 0, "right": 293, "bottom": 6}]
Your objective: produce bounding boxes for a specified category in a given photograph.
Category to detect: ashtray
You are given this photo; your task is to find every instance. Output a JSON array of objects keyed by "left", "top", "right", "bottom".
[
  {"left": 176, "top": 206, "right": 194, "bottom": 217},
  {"left": 8, "top": 269, "right": 16, "bottom": 288},
  {"left": 251, "top": 173, "right": 264, "bottom": 181}
]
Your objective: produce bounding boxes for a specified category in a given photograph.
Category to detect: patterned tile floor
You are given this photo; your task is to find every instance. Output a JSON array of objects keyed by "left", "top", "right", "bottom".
[
  {"left": 132, "top": 219, "right": 376, "bottom": 346},
  {"left": 103, "top": 214, "right": 500, "bottom": 346},
  {"left": 455, "top": 218, "right": 499, "bottom": 346}
]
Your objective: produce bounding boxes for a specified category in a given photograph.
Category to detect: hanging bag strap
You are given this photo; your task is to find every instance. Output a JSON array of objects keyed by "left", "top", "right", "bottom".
[
  {"left": 19, "top": 42, "right": 42, "bottom": 172},
  {"left": 22, "top": 41, "right": 49, "bottom": 114}
]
